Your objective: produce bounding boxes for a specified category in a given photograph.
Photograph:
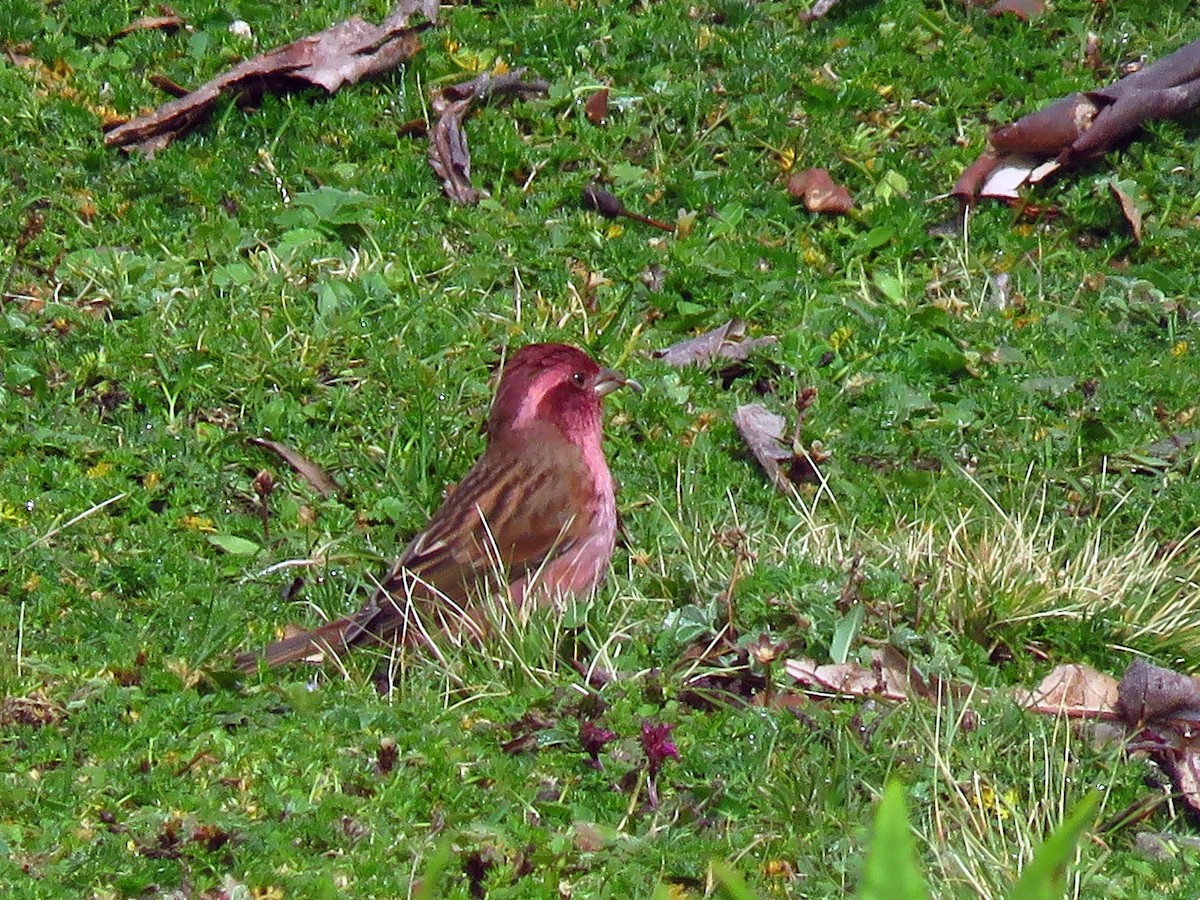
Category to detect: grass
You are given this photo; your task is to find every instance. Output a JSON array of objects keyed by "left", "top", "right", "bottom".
[{"left": 3, "top": 0, "right": 1200, "bottom": 895}]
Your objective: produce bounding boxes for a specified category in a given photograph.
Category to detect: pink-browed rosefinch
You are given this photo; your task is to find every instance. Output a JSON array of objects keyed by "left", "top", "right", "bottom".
[{"left": 235, "top": 343, "right": 639, "bottom": 671}]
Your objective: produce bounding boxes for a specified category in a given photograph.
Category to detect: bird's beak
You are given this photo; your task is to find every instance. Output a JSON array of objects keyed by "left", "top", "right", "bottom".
[{"left": 595, "top": 367, "right": 643, "bottom": 398}]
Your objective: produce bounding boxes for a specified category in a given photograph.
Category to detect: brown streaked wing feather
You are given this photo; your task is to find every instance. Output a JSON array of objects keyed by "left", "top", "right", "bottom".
[{"left": 353, "top": 423, "right": 593, "bottom": 638}]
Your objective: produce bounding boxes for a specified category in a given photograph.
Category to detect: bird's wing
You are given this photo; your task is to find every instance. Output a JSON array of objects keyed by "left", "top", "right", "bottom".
[{"left": 353, "top": 423, "right": 594, "bottom": 638}]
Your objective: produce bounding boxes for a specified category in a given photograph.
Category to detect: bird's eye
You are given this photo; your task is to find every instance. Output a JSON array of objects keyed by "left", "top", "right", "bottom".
[{"left": 571, "top": 371, "right": 587, "bottom": 387}]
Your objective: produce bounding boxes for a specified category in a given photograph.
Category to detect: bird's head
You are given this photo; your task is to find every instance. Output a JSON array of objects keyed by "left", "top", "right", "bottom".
[{"left": 488, "top": 343, "right": 640, "bottom": 444}]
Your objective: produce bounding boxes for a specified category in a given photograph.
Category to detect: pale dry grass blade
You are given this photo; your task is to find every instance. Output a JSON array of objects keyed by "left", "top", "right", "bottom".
[
  {"left": 909, "top": 690, "right": 1109, "bottom": 900},
  {"left": 862, "top": 472, "right": 1200, "bottom": 656}
]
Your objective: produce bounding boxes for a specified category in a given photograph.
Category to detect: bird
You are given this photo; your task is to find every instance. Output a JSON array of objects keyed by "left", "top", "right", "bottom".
[{"left": 235, "top": 343, "right": 639, "bottom": 672}]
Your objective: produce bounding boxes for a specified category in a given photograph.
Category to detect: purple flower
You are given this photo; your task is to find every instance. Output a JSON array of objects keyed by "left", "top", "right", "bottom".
[
  {"left": 579, "top": 721, "right": 616, "bottom": 770},
  {"left": 640, "top": 720, "right": 679, "bottom": 808}
]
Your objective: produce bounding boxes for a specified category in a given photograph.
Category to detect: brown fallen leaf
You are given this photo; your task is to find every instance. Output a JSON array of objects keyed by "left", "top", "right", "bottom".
[
  {"left": 113, "top": 15, "right": 186, "bottom": 39},
  {"left": 786, "top": 168, "right": 854, "bottom": 215},
  {"left": 733, "top": 400, "right": 827, "bottom": 496},
  {"left": 986, "top": 0, "right": 1044, "bottom": 20},
  {"left": 1116, "top": 659, "right": 1200, "bottom": 726},
  {"left": 428, "top": 70, "right": 549, "bottom": 205},
  {"left": 1116, "top": 659, "right": 1200, "bottom": 815},
  {"left": 786, "top": 646, "right": 972, "bottom": 706},
  {"left": 779, "top": 650, "right": 1200, "bottom": 821},
  {"left": 652, "top": 320, "right": 778, "bottom": 367},
  {"left": 501, "top": 708, "right": 558, "bottom": 755},
  {"left": 105, "top": 0, "right": 438, "bottom": 156},
  {"left": 673, "top": 626, "right": 765, "bottom": 711},
  {"left": 584, "top": 88, "right": 609, "bottom": 126},
  {"left": 1083, "top": 32, "right": 1105, "bottom": 74},
  {"left": 147, "top": 73, "right": 190, "bottom": 99},
  {"left": 953, "top": 37, "right": 1200, "bottom": 204},
  {"left": 0, "top": 690, "right": 68, "bottom": 728},
  {"left": 1144, "top": 431, "right": 1200, "bottom": 465},
  {"left": 784, "top": 653, "right": 910, "bottom": 702},
  {"left": 249, "top": 437, "right": 341, "bottom": 499},
  {"left": 1, "top": 199, "right": 49, "bottom": 302},
  {"left": 1013, "top": 663, "right": 1120, "bottom": 718},
  {"left": 1134, "top": 831, "right": 1200, "bottom": 862},
  {"left": 1109, "top": 178, "right": 1145, "bottom": 244}
]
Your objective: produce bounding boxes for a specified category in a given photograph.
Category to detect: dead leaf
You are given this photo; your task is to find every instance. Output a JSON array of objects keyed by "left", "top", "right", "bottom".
[
  {"left": 396, "top": 117, "right": 428, "bottom": 138},
  {"left": 652, "top": 320, "right": 778, "bottom": 367},
  {"left": 0, "top": 691, "right": 67, "bottom": 728},
  {"left": 501, "top": 708, "right": 558, "bottom": 755},
  {"left": 428, "top": 70, "right": 549, "bottom": 204},
  {"left": 986, "top": 0, "right": 1044, "bottom": 20},
  {"left": 1084, "top": 32, "right": 1104, "bottom": 73},
  {"left": 1109, "top": 178, "right": 1145, "bottom": 243},
  {"left": 1134, "top": 831, "right": 1200, "bottom": 862},
  {"left": 676, "top": 629, "right": 766, "bottom": 710},
  {"left": 786, "top": 168, "right": 854, "bottom": 214},
  {"left": 1013, "top": 663, "right": 1120, "bottom": 718},
  {"left": 1116, "top": 660, "right": 1200, "bottom": 816},
  {"left": 376, "top": 736, "right": 398, "bottom": 775},
  {"left": 950, "top": 150, "right": 1002, "bottom": 203},
  {"left": 799, "top": 0, "right": 843, "bottom": 23},
  {"left": 105, "top": 0, "right": 438, "bottom": 156},
  {"left": 1142, "top": 431, "right": 1200, "bottom": 465},
  {"left": 147, "top": 73, "right": 190, "bottom": 99},
  {"left": 1117, "top": 659, "right": 1200, "bottom": 725},
  {"left": 784, "top": 654, "right": 910, "bottom": 702},
  {"left": 639, "top": 263, "right": 666, "bottom": 292},
  {"left": 733, "top": 402, "right": 827, "bottom": 496},
  {"left": 585, "top": 88, "right": 609, "bottom": 126},
  {"left": 113, "top": 15, "right": 185, "bottom": 39},
  {"left": 954, "top": 37, "right": 1200, "bottom": 203},
  {"left": 249, "top": 437, "right": 341, "bottom": 499}
]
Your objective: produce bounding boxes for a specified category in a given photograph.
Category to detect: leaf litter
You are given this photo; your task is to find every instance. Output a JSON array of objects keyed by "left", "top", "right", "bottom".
[
  {"left": 104, "top": 0, "right": 438, "bottom": 156},
  {"left": 781, "top": 651, "right": 1200, "bottom": 822},
  {"left": 786, "top": 167, "right": 854, "bottom": 215},
  {"left": 733, "top": 388, "right": 828, "bottom": 497},
  {"left": 954, "top": 36, "right": 1200, "bottom": 203},
  {"left": 652, "top": 319, "right": 778, "bottom": 368},
  {"left": 428, "top": 70, "right": 550, "bottom": 204},
  {"left": 249, "top": 437, "right": 342, "bottom": 499}
]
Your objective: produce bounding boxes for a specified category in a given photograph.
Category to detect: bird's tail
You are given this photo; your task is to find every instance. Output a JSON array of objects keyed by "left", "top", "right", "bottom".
[
  {"left": 234, "top": 589, "right": 494, "bottom": 673},
  {"left": 234, "top": 617, "right": 360, "bottom": 672}
]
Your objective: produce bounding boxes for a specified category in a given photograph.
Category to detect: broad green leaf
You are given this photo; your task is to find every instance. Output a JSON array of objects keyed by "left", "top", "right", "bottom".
[
  {"left": 207, "top": 533, "right": 261, "bottom": 556},
  {"left": 830, "top": 605, "right": 864, "bottom": 664},
  {"left": 1008, "top": 793, "right": 1098, "bottom": 900},
  {"left": 710, "top": 859, "right": 760, "bottom": 900},
  {"left": 858, "top": 781, "right": 929, "bottom": 900}
]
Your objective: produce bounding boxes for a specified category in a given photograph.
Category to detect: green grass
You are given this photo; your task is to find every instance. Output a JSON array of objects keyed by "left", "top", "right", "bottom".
[{"left": 3, "top": 0, "right": 1200, "bottom": 895}]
